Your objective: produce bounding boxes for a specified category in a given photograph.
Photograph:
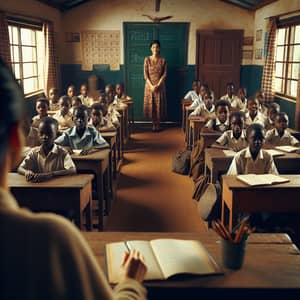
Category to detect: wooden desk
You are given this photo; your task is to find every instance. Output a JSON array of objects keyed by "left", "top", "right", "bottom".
[
  {"left": 205, "top": 148, "right": 300, "bottom": 183},
  {"left": 123, "top": 99, "right": 134, "bottom": 134},
  {"left": 181, "top": 99, "right": 192, "bottom": 131},
  {"left": 8, "top": 173, "right": 93, "bottom": 230},
  {"left": 101, "top": 130, "right": 117, "bottom": 179},
  {"left": 71, "top": 149, "right": 111, "bottom": 230},
  {"left": 188, "top": 116, "right": 206, "bottom": 147},
  {"left": 222, "top": 175, "right": 300, "bottom": 231},
  {"left": 184, "top": 106, "right": 194, "bottom": 149},
  {"left": 82, "top": 231, "right": 300, "bottom": 298}
]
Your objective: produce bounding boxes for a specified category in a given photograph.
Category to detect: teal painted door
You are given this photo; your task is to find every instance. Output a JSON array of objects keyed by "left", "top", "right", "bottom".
[{"left": 124, "top": 22, "right": 189, "bottom": 122}]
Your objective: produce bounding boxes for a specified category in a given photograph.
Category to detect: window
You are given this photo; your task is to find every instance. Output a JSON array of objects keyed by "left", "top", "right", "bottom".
[
  {"left": 275, "top": 24, "right": 300, "bottom": 99},
  {"left": 8, "top": 21, "right": 44, "bottom": 96}
]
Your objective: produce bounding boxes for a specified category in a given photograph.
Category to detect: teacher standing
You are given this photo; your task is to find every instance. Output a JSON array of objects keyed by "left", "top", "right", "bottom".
[{"left": 143, "top": 40, "right": 167, "bottom": 132}]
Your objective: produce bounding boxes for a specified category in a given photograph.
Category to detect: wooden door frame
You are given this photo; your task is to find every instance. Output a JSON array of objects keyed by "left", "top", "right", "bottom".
[{"left": 195, "top": 29, "right": 243, "bottom": 82}]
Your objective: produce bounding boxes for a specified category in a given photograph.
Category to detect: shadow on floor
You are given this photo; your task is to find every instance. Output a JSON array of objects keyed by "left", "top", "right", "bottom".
[{"left": 117, "top": 173, "right": 157, "bottom": 190}]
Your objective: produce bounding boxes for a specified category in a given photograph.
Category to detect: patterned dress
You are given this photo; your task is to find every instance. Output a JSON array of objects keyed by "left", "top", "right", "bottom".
[{"left": 143, "top": 56, "right": 167, "bottom": 121}]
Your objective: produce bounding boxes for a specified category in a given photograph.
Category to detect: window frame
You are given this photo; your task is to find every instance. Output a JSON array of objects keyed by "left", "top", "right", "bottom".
[
  {"left": 8, "top": 18, "right": 43, "bottom": 97},
  {"left": 275, "top": 18, "right": 300, "bottom": 101}
]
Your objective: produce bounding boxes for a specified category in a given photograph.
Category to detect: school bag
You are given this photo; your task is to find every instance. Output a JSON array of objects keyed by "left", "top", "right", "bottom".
[
  {"left": 192, "top": 174, "right": 209, "bottom": 201},
  {"left": 171, "top": 149, "right": 191, "bottom": 175},
  {"left": 196, "top": 181, "right": 222, "bottom": 222},
  {"left": 189, "top": 137, "right": 205, "bottom": 181}
]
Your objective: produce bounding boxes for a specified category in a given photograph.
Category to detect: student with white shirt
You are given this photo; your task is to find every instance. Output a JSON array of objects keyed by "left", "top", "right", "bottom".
[
  {"left": 190, "top": 91, "right": 215, "bottom": 118},
  {"left": 244, "top": 97, "right": 266, "bottom": 128},
  {"left": 220, "top": 82, "right": 240, "bottom": 109},
  {"left": 53, "top": 96, "right": 74, "bottom": 132},
  {"left": 213, "top": 111, "right": 248, "bottom": 152},
  {"left": 205, "top": 99, "right": 230, "bottom": 133},
  {"left": 0, "top": 58, "right": 147, "bottom": 300},
  {"left": 184, "top": 80, "right": 201, "bottom": 102},
  {"left": 188, "top": 83, "right": 209, "bottom": 109},
  {"left": 79, "top": 83, "right": 94, "bottom": 107},
  {"left": 18, "top": 117, "right": 76, "bottom": 182},
  {"left": 265, "top": 102, "right": 280, "bottom": 130},
  {"left": 265, "top": 112, "right": 300, "bottom": 147},
  {"left": 55, "top": 105, "right": 109, "bottom": 155}
]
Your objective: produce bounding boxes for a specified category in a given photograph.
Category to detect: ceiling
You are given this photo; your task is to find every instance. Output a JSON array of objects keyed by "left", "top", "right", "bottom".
[{"left": 37, "top": 0, "right": 278, "bottom": 12}]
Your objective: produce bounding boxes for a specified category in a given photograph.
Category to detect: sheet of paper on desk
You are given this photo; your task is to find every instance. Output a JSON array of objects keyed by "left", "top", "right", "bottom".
[
  {"left": 265, "top": 149, "right": 285, "bottom": 157},
  {"left": 72, "top": 149, "right": 82, "bottom": 155},
  {"left": 275, "top": 146, "right": 299, "bottom": 153},
  {"left": 223, "top": 150, "right": 237, "bottom": 157},
  {"left": 237, "top": 174, "right": 290, "bottom": 186}
]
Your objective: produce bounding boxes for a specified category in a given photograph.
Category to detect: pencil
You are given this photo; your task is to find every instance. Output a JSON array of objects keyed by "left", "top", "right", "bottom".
[{"left": 124, "top": 241, "right": 131, "bottom": 252}]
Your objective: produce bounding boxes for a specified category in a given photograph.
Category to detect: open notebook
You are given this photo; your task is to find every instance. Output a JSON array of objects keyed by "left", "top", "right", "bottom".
[
  {"left": 223, "top": 149, "right": 284, "bottom": 157},
  {"left": 237, "top": 174, "right": 290, "bottom": 186},
  {"left": 275, "top": 146, "right": 299, "bottom": 153},
  {"left": 105, "top": 239, "right": 222, "bottom": 283}
]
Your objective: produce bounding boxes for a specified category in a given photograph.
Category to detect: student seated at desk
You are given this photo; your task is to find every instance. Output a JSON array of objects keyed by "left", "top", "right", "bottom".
[
  {"left": 79, "top": 83, "right": 94, "bottom": 107},
  {"left": 227, "top": 123, "right": 278, "bottom": 175},
  {"left": 237, "top": 87, "right": 247, "bottom": 111},
  {"left": 220, "top": 82, "right": 240, "bottom": 109},
  {"left": 106, "top": 84, "right": 121, "bottom": 127},
  {"left": 184, "top": 80, "right": 201, "bottom": 103},
  {"left": 189, "top": 83, "right": 209, "bottom": 109},
  {"left": 115, "top": 82, "right": 132, "bottom": 103},
  {"left": 70, "top": 96, "right": 82, "bottom": 115},
  {"left": 190, "top": 91, "right": 215, "bottom": 118},
  {"left": 67, "top": 84, "right": 76, "bottom": 98},
  {"left": 213, "top": 111, "right": 247, "bottom": 151},
  {"left": 204, "top": 99, "right": 230, "bottom": 133},
  {"left": 22, "top": 117, "right": 41, "bottom": 148},
  {"left": 89, "top": 103, "right": 115, "bottom": 132},
  {"left": 48, "top": 87, "right": 60, "bottom": 111},
  {"left": 53, "top": 96, "right": 74, "bottom": 132},
  {"left": 255, "top": 89, "right": 268, "bottom": 116},
  {"left": 244, "top": 97, "right": 266, "bottom": 128},
  {"left": 18, "top": 117, "right": 76, "bottom": 182},
  {"left": 265, "top": 112, "right": 300, "bottom": 147},
  {"left": 0, "top": 58, "right": 147, "bottom": 300},
  {"left": 265, "top": 102, "right": 280, "bottom": 131},
  {"left": 55, "top": 105, "right": 109, "bottom": 155},
  {"left": 32, "top": 98, "right": 49, "bottom": 129}
]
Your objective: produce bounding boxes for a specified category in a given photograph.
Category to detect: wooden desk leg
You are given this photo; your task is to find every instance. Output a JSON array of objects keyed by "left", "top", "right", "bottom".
[
  {"left": 96, "top": 166, "right": 104, "bottom": 231},
  {"left": 81, "top": 181, "right": 92, "bottom": 231},
  {"left": 103, "top": 167, "right": 110, "bottom": 215},
  {"left": 113, "top": 141, "right": 117, "bottom": 179}
]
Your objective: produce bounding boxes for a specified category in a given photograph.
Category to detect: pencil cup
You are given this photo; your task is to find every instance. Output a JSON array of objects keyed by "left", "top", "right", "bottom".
[{"left": 220, "top": 238, "right": 246, "bottom": 270}]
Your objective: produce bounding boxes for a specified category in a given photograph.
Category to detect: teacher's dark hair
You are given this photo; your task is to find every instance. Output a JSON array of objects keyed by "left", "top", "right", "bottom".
[
  {"left": 0, "top": 58, "right": 24, "bottom": 160},
  {"left": 149, "top": 40, "right": 160, "bottom": 49}
]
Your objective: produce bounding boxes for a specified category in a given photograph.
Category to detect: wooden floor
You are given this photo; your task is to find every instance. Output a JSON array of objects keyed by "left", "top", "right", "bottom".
[{"left": 105, "top": 124, "right": 208, "bottom": 232}]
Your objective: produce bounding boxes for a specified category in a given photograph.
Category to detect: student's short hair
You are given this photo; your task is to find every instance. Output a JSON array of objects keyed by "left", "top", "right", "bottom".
[
  {"left": 91, "top": 103, "right": 105, "bottom": 113},
  {"left": 49, "top": 87, "right": 58, "bottom": 93},
  {"left": 200, "top": 83, "right": 209, "bottom": 90},
  {"left": 116, "top": 82, "right": 124, "bottom": 88},
  {"left": 39, "top": 117, "right": 59, "bottom": 132},
  {"left": 80, "top": 83, "right": 88, "bottom": 89},
  {"left": 267, "top": 102, "right": 280, "bottom": 112},
  {"left": 230, "top": 111, "right": 245, "bottom": 123},
  {"left": 247, "top": 97, "right": 259, "bottom": 106},
  {"left": 226, "top": 82, "right": 235, "bottom": 88},
  {"left": 59, "top": 95, "right": 71, "bottom": 105},
  {"left": 36, "top": 98, "right": 49, "bottom": 108},
  {"left": 275, "top": 112, "right": 289, "bottom": 122},
  {"left": 105, "top": 83, "right": 114, "bottom": 90},
  {"left": 67, "top": 84, "right": 76, "bottom": 90},
  {"left": 73, "top": 104, "right": 89, "bottom": 116},
  {"left": 215, "top": 99, "right": 231, "bottom": 110},
  {"left": 71, "top": 96, "right": 82, "bottom": 104},
  {"left": 150, "top": 39, "right": 160, "bottom": 48},
  {"left": 0, "top": 58, "right": 24, "bottom": 158},
  {"left": 246, "top": 123, "right": 265, "bottom": 139}
]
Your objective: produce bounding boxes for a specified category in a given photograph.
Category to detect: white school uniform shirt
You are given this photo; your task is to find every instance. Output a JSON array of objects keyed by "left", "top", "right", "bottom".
[
  {"left": 0, "top": 188, "right": 147, "bottom": 300},
  {"left": 19, "top": 144, "right": 76, "bottom": 174},
  {"left": 187, "top": 93, "right": 204, "bottom": 109},
  {"left": 184, "top": 90, "right": 200, "bottom": 102},
  {"left": 220, "top": 94, "right": 240, "bottom": 107},
  {"left": 227, "top": 147, "right": 279, "bottom": 175},
  {"left": 216, "top": 130, "right": 248, "bottom": 151},
  {"left": 79, "top": 94, "right": 94, "bottom": 107},
  {"left": 55, "top": 126, "right": 109, "bottom": 150},
  {"left": 265, "top": 128, "right": 300, "bottom": 146},
  {"left": 190, "top": 103, "right": 215, "bottom": 119},
  {"left": 245, "top": 111, "right": 266, "bottom": 128},
  {"left": 53, "top": 111, "right": 74, "bottom": 131}
]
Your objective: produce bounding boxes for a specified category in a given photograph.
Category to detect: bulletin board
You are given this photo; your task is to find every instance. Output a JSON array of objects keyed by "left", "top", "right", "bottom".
[{"left": 81, "top": 30, "right": 120, "bottom": 71}]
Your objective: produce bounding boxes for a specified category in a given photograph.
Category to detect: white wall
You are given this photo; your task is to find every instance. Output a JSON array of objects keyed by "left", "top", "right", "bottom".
[
  {"left": 254, "top": 0, "right": 300, "bottom": 65},
  {"left": 61, "top": 0, "right": 254, "bottom": 65}
]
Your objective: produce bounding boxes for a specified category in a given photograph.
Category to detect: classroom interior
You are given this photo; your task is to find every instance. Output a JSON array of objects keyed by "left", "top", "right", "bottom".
[{"left": 1, "top": 0, "right": 300, "bottom": 297}]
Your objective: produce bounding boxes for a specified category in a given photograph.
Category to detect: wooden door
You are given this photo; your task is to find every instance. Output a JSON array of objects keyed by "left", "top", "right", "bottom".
[
  {"left": 196, "top": 30, "right": 243, "bottom": 100},
  {"left": 124, "top": 22, "right": 189, "bottom": 121}
]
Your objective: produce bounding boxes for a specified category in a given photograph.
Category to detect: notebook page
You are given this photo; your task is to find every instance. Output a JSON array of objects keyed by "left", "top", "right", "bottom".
[
  {"left": 150, "top": 239, "right": 219, "bottom": 279},
  {"left": 127, "top": 240, "right": 164, "bottom": 280}
]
